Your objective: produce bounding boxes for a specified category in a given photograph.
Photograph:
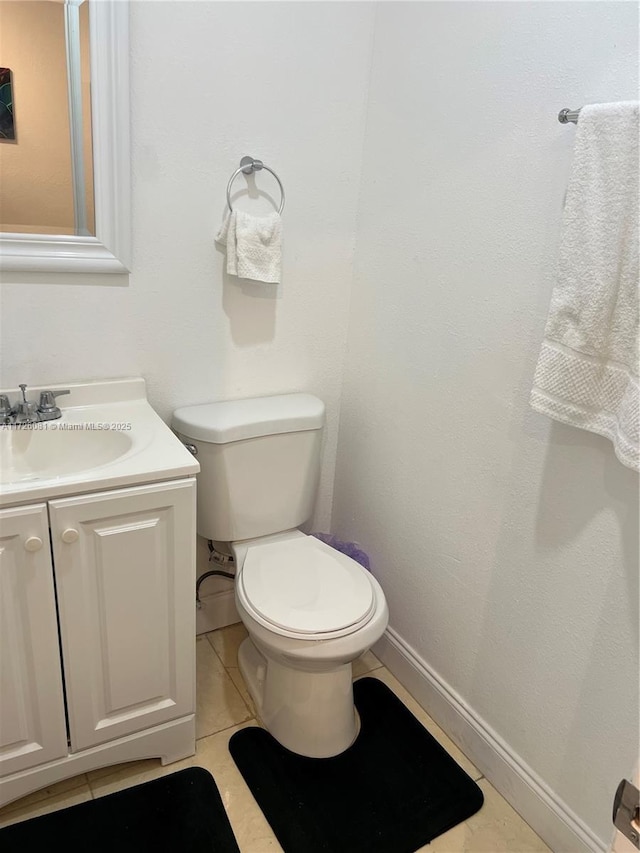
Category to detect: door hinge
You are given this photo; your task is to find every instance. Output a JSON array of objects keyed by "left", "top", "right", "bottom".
[{"left": 613, "top": 778, "right": 640, "bottom": 849}]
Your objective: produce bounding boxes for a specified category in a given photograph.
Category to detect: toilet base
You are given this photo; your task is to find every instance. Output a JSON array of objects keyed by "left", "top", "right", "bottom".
[{"left": 238, "top": 637, "right": 358, "bottom": 758}]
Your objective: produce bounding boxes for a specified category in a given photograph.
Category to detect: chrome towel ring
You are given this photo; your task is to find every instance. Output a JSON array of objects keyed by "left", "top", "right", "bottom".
[{"left": 226, "top": 156, "right": 285, "bottom": 215}]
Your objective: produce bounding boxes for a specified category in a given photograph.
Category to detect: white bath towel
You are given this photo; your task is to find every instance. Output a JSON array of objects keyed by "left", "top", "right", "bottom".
[
  {"left": 216, "top": 209, "right": 282, "bottom": 284},
  {"left": 530, "top": 102, "right": 639, "bottom": 470}
]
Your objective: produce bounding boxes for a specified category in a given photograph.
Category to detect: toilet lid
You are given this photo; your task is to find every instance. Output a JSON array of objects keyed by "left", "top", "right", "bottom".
[{"left": 240, "top": 536, "right": 375, "bottom": 635}]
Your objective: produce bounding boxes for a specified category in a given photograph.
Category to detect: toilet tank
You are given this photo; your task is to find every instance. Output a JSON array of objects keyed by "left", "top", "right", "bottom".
[{"left": 172, "top": 394, "right": 325, "bottom": 542}]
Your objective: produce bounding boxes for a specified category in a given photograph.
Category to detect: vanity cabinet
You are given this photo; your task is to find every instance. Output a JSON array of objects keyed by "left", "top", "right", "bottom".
[
  {"left": 0, "top": 504, "right": 68, "bottom": 776},
  {"left": 0, "top": 478, "right": 197, "bottom": 807}
]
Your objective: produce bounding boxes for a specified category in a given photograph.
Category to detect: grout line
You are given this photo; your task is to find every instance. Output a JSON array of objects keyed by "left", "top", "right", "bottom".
[
  {"left": 199, "top": 632, "right": 255, "bottom": 721},
  {"left": 81, "top": 773, "right": 96, "bottom": 799},
  {"left": 195, "top": 717, "right": 259, "bottom": 743},
  {"left": 225, "top": 666, "right": 254, "bottom": 719},
  {"left": 202, "top": 628, "right": 257, "bottom": 721},
  {"left": 354, "top": 665, "right": 384, "bottom": 680}
]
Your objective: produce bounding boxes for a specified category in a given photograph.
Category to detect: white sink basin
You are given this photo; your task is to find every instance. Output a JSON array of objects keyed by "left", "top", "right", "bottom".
[
  {"left": 0, "top": 428, "right": 133, "bottom": 484},
  {"left": 0, "top": 378, "right": 199, "bottom": 505}
]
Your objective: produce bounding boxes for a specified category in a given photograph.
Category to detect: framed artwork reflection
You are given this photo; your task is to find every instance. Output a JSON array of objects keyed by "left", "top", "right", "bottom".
[{"left": 0, "top": 67, "right": 16, "bottom": 141}]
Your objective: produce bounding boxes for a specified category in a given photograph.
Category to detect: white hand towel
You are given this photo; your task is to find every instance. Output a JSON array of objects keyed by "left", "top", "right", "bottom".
[
  {"left": 530, "top": 101, "right": 639, "bottom": 470},
  {"left": 215, "top": 210, "right": 282, "bottom": 284}
]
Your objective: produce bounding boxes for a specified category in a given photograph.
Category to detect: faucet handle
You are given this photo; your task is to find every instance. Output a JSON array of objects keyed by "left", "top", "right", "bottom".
[
  {"left": 12, "top": 385, "right": 40, "bottom": 422},
  {"left": 0, "top": 394, "right": 11, "bottom": 418},
  {"left": 38, "top": 389, "right": 70, "bottom": 413}
]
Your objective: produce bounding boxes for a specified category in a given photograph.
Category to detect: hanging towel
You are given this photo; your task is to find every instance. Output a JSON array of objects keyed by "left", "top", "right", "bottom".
[
  {"left": 530, "top": 101, "right": 639, "bottom": 470},
  {"left": 215, "top": 209, "right": 282, "bottom": 284}
]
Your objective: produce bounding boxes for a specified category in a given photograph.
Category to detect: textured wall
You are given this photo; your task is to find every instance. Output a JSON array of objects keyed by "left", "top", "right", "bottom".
[
  {"left": 332, "top": 2, "right": 639, "bottom": 845},
  {"left": 0, "top": 0, "right": 375, "bottom": 532},
  {"left": 1, "top": 1, "right": 637, "bottom": 844}
]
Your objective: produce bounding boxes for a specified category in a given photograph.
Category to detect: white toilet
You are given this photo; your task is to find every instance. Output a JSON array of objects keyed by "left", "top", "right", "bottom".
[{"left": 172, "top": 393, "right": 388, "bottom": 758}]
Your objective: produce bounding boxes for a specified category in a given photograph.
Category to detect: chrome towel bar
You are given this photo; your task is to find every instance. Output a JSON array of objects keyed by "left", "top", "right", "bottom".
[
  {"left": 558, "top": 108, "right": 581, "bottom": 124},
  {"left": 226, "top": 156, "right": 285, "bottom": 214}
]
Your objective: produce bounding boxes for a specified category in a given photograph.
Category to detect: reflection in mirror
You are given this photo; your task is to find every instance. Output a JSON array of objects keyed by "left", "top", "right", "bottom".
[
  {"left": 0, "top": 0, "right": 129, "bottom": 274},
  {"left": 0, "top": 0, "right": 94, "bottom": 236}
]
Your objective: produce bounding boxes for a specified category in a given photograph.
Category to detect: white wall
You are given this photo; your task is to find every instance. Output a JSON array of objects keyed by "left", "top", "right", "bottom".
[
  {"left": 1, "top": 1, "right": 637, "bottom": 847},
  {"left": 332, "top": 2, "right": 638, "bottom": 847},
  {"left": 0, "top": 0, "right": 376, "bottom": 535}
]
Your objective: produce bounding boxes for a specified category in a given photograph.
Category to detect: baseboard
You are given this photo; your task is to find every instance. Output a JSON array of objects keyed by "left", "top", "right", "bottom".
[
  {"left": 374, "top": 628, "right": 606, "bottom": 853},
  {"left": 195, "top": 589, "right": 238, "bottom": 635}
]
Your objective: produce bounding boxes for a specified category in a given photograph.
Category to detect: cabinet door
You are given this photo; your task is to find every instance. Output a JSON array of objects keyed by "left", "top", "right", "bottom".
[
  {"left": 49, "top": 479, "right": 196, "bottom": 752},
  {"left": 0, "top": 504, "right": 68, "bottom": 776}
]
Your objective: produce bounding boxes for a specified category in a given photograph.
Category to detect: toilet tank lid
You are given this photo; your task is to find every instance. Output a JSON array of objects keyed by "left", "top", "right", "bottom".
[{"left": 172, "top": 393, "right": 325, "bottom": 444}]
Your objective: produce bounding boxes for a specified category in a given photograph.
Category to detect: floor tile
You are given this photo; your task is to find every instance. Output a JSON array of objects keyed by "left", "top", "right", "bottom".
[
  {"left": 0, "top": 772, "right": 89, "bottom": 816},
  {"left": 188, "top": 722, "right": 283, "bottom": 852},
  {"left": 352, "top": 649, "right": 383, "bottom": 677},
  {"left": 0, "top": 782, "right": 93, "bottom": 829},
  {"left": 206, "top": 622, "right": 257, "bottom": 714},
  {"left": 425, "top": 778, "right": 552, "bottom": 852},
  {"left": 227, "top": 665, "right": 258, "bottom": 716},
  {"left": 206, "top": 622, "right": 248, "bottom": 668},
  {"left": 85, "top": 758, "right": 155, "bottom": 785},
  {"left": 88, "top": 722, "right": 283, "bottom": 851},
  {"left": 196, "top": 636, "right": 252, "bottom": 738},
  {"left": 0, "top": 629, "right": 548, "bottom": 853},
  {"left": 364, "top": 668, "right": 482, "bottom": 782},
  {"left": 86, "top": 749, "right": 183, "bottom": 799}
]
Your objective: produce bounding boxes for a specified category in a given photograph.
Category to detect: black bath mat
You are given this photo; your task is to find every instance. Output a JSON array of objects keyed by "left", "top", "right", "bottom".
[
  {"left": 229, "top": 677, "right": 483, "bottom": 853},
  {"left": 0, "top": 767, "right": 240, "bottom": 852}
]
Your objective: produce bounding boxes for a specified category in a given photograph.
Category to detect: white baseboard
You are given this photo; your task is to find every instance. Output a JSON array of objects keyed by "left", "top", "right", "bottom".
[
  {"left": 374, "top": 628, "right": 606, "bottom": 853},
  {"left": 195, "top": 589, "right": 238, "bottom": 635}
]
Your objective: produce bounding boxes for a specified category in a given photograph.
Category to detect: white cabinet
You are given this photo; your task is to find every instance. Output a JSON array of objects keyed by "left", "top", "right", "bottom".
[
  {"left": 49, "top": 480, "right": 196, "bottom": 751},
  {"left": 0, "top": 504, "right": 68, "bottom": 776},
  {"left": 0, "top": 478, "right": 197, "bottom": 808}
]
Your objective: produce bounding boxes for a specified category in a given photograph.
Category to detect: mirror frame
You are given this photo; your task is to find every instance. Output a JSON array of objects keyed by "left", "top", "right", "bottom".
[{"left": 0, "top": 0, "right": 130, "bottom": 275}]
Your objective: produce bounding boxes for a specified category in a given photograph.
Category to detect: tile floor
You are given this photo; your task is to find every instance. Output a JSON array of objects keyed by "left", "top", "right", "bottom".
[{"left": 0, "top": 623, "right": 552, "bottom": 852}]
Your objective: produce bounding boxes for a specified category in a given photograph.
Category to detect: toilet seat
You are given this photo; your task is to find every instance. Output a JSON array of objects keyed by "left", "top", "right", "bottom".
[{"left": 238, "top": 536, "right": 376, "bottom": 640}]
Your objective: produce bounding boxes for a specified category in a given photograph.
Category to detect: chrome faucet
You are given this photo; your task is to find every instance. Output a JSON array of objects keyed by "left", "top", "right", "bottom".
[
  {"left": 3, "top": 384, "right": 70, "bottom": 424},
  {"left": 0, "top": 395, "right": 11, "bottom": 422},
  {"left": 11, "top": 385, "right": 41, "bottom": 424},
  {"left": 37, "top": 388, "right": 71, "bottom": 420}
]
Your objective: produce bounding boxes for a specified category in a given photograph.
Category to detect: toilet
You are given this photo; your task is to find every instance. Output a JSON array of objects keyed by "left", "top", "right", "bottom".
[{"left": 172, "top": 393, "right": 388, "bottom": 758}]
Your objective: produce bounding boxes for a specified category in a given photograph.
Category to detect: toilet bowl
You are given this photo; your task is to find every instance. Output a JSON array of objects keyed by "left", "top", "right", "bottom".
[
  {"left": 232, "top": 530, "right": 388, "bottom": 757},
  {"left": 171, "top": 392, "right": 389, "bottom": 757}
]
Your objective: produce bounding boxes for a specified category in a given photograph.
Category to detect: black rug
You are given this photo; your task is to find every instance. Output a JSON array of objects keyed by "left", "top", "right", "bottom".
[
  {"left": 229, "top": 677, "right": 484, "bottom": 853},
  {"left": 0, "top": 767, "right": 240, "bottom": 852}
]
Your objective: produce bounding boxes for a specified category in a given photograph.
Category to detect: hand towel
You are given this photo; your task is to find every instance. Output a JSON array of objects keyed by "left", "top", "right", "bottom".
[
  {"left": 215, "top": 210, "right": 282, "bottom": 284},
  {"left": 530, "top": 101, "right": 639, "bottom": 470}
]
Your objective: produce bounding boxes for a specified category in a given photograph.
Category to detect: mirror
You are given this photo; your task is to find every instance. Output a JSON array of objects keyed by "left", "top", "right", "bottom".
[
  {"left": 0, "top": 0, "right": 130, "bottom": 274},
  {"left": 0, "top": 0, "right": 94, "bottom": 237}
]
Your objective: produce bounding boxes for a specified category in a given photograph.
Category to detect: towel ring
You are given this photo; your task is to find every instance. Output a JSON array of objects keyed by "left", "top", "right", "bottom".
[{"left": 226, "top": 156, "right": 285, "bottom": 215}]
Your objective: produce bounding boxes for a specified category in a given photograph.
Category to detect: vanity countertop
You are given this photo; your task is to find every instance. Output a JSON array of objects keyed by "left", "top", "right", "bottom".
[{"left": 0, "top": 378, "right": 199, "bottom": 507}]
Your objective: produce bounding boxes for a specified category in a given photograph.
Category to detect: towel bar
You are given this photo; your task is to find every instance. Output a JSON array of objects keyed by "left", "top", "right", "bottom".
[
  {"left": 226, "top": 156, "right": 285, "bottom": 214},
  {"left": 558, "top": 108, "right": 581, "bottom": 124}
]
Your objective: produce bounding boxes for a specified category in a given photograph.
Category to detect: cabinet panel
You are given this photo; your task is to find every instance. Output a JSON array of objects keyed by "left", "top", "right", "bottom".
[
  {"left": 0, "top": 504, "right": 68, "bottom": 776},
  {"left": 49, "top": 479, "right": 196, "bottom": 752}
]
